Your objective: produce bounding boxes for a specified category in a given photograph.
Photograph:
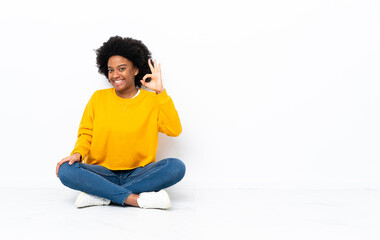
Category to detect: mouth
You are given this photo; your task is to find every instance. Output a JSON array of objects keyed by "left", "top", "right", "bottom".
[{"left": 112, "top": 79, "right": 125, "bottom": 86}]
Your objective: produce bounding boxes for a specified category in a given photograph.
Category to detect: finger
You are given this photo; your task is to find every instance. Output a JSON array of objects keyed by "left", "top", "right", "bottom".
[
  {"left": 56, "top": 161, "right": 64, "bottom": 177},
  {"left": 58, "top": 158, "right": 68, "bottom": 165},
  {"left": 140, "top": 80, "right": 147, "bottom": 88},
  {"left": 56, "top": 164, "right": 60, "bottom": 177},
  {"left": 142, "top": 74, "right": 153, "bottom": 82},
  {"left": 56, "top": 158, "right": 70, "bottom": 177},
  {"left": 69, "top": 157, "right": 77, "bottom": 165},
  {"left": 148, "top": 59, "right": 154, "bottom": 72}
]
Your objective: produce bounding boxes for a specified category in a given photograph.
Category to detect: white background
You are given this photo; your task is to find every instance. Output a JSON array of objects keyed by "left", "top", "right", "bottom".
[{"left": 0, "top": 0, "right": 379, "bottom": 189}]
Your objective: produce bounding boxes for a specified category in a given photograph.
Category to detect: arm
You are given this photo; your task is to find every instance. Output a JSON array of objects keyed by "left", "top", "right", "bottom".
[
  {"left": 140, "top": 59, "right": 182, "bottom": 136},
  {"left": 156, "top": 90, "right": 182, "bottom": 136}
]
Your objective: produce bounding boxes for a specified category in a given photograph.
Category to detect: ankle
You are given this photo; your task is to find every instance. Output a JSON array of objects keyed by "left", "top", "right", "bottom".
[{"left": 124, "top": 193, "right": 139, "bottom": 207}]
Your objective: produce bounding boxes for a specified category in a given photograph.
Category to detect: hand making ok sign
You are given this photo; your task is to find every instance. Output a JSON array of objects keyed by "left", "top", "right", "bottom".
[{"left": 141, "top": 59, "right": 165, "bottom": 94}]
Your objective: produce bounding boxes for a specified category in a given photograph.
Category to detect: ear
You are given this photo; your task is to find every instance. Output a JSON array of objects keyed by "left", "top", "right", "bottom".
[{"left": 134, "top": 67, "right": 139, "bottom": 76}]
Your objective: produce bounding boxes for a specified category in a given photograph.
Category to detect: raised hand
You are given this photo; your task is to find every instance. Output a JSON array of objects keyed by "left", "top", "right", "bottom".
[{"left": 141, "top": 59, "right": 164, "bottom": 94}]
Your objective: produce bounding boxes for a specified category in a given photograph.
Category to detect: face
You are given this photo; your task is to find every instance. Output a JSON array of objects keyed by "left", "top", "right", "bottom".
[{"left": 107, "top": 55, "right": 139, "bottom": 92}]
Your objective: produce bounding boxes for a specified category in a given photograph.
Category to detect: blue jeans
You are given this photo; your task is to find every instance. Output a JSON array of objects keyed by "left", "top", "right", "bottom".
[{"left": 58, "top": 158, "right": 186, "bottom": 206}]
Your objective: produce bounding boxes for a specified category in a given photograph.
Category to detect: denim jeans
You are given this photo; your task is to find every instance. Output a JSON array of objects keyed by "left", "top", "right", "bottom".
[{"left": 58, "top": 158, "right": 186, "bottom": 206}]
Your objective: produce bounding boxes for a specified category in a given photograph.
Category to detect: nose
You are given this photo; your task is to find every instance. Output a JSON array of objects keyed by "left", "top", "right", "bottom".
[{"left": 113, "top": 70, "right": 120, "bottom": 78}]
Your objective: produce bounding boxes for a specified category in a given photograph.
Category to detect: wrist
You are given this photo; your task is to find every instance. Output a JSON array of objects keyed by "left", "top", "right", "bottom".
[
  {"left": 73, "top": 152, "right": 82, "bottom": 160},
  {"left": 155, "top": 88, "right": 165, "bottom": 94}
]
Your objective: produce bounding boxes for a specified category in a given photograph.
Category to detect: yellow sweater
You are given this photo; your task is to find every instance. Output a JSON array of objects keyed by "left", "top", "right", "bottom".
[{"left": 71, "top": 88, "right": 182, "bottom": 170}]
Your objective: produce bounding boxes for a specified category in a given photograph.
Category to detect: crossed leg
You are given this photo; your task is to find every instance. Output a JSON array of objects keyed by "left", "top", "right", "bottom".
[{"left": 58, "top": 158, "right": 185, "bottom": 206}]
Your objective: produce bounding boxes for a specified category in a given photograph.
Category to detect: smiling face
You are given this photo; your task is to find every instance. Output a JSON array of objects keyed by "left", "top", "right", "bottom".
[{"left": 107, "top": 55, "right": 139, "bottom": 94}]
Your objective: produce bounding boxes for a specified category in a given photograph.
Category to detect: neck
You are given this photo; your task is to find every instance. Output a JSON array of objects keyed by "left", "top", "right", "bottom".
[{"left": 115, "top": 87, "right": 138, "bottom": 99}]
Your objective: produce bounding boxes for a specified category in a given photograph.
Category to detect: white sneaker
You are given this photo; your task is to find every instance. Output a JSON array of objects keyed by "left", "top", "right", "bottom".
[
  {"left": 75, "top": 192, "right": 111, "bottom": 208},
  {"left": 137, "top": 190, "right": 171, "bottom": 209}
]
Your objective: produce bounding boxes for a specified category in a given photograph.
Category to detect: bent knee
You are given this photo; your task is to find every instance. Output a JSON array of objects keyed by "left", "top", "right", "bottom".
[
  {"left": 58, "top": 162, "right": 78, "bottom": 183},
  {"left": 167, "top": 158, "right": 186, "bottom": 181}
]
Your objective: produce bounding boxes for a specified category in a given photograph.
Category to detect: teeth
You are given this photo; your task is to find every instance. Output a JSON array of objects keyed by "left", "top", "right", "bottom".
[{"left": 114, "top": 80, "right": 123, "bottom": 84}]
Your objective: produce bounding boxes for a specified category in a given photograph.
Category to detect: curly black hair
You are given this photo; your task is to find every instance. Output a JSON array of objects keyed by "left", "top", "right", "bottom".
[{"left": 96, "top": 36, "right": 152, "bottom": 88}]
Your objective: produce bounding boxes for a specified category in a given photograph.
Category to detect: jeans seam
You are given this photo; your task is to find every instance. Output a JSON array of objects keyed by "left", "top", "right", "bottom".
[
  {"left": 77, "top": 163, "right": 116, "bottom": 177},
  {"left": 122, "top": 159, "right": 169, "bottom": 189}
]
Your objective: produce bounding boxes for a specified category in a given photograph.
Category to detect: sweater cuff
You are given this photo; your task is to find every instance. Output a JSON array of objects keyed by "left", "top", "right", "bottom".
[{"left": 156, "top": 89, "right": 170, "bottom": 104}]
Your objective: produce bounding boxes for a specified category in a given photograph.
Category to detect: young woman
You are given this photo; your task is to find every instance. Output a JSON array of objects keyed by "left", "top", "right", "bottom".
[{"left": 56, "top": 36, "right": 185, "bottom": 209}]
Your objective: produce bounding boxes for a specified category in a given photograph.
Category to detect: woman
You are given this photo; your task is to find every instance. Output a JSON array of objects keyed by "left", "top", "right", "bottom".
[{"left": 56, "top": 36, "right": 185, "bottom": 209}]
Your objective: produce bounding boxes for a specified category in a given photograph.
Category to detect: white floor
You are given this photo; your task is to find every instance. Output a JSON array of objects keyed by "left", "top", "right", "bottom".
[{"left": 1, "top": 186, "right": 380, "bottom": 240}]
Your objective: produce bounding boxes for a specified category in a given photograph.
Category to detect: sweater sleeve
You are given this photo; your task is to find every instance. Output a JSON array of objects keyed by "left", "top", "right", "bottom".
[
  {"left": 156, "top": 90, "right": 182, "bottom": 137},
  {"left": 70, "top": 92, "right": 96, "bottom": 159}
]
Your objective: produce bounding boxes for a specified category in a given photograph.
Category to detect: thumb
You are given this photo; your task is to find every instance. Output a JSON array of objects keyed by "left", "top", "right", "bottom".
[{"left": 69, "top": 159, "right": 75, "bottom": 165}]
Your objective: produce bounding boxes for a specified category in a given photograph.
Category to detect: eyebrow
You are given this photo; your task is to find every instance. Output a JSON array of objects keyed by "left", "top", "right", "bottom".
[{"left": 108, "top": 64, "right": 128, "bottom": 69}]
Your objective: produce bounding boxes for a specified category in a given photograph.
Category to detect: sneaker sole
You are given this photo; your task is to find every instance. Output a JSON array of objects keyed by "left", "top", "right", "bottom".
[
  {"left": 75, "top": 192, "right": 110, "bottom": 208},
  {"left": 158, "top": 190, "right": 171, "bottom": 209},
  {"left": 75, "top": 192, "right": 86, "bottom": 208}
]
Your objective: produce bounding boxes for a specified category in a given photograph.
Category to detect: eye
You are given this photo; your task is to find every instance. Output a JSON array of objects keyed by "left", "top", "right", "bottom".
[
  {"left": 108, "top": 69, "right": 113, "bottom": 73},
  {"left": 119, "top": 67, "right": 126, "bottom": 71}
]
